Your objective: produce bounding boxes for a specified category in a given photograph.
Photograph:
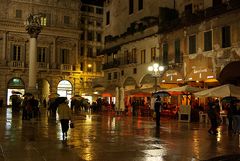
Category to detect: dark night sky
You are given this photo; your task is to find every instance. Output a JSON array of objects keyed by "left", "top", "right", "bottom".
[{"left": 81, "top": 0, "right": 104, "bottom": 6}]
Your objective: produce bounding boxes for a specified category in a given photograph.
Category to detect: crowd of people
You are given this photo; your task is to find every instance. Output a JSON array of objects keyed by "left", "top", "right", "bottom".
[
  {"left": 10, "top": 93, "right": 40, "bottom": 120},
  {"left": 9, "top": 91, "right": 240, "bottom": 138}
]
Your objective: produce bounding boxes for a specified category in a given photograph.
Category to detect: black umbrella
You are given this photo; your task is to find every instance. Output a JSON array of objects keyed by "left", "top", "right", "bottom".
[
  {"left": 23, "top": 92, "right": 33, "bottom": 97},
  {"left": 152, "top": 91, "right": 171, "bottom": 97},
  {"left": 221, "top": 96, "right": 239, "bottom": 103},
  {"left": 12, "top": 91, "right": 22, "bottom": 95},
  {"left": 54, "top": 97, "right": 67, "bottom": 106}
]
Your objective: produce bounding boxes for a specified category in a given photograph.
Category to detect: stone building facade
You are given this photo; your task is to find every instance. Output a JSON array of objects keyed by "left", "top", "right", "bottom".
[
  {"left": 95, "top": 0, "right": 240, "bottom": 109},
  {"left": 0, "top": 0, "right": 104, "bottom": 105}
]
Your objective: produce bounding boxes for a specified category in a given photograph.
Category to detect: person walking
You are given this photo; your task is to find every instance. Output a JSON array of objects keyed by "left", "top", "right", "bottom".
[
  {"left": 207, "top": 98, "right": 219, "bottom": 135},
  {"left": 226, "top": 101, "right": 236, "bottom": 131},
  {"left": 57, "top": 97, "right": 72, "bottom": 140},
  {"left": 154, "top": 95, "right": 162, "bottom": 127}
]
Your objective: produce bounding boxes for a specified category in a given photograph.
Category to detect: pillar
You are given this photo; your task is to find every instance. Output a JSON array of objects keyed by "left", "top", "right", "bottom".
[
  {"left": 119, "top": 87, "right": 125, "bottom": 112},
  {"left": 28, "top": 38, "right": 37, "bottom": 91},
  {"left": 25, "top": 13, "right": 42, "bottom": 95},
  {"left": 1, "top": 32, "right": 7, "bottom": 65},
  {"left": 51, "top": 37, "right": 57, "bottom": 68}
]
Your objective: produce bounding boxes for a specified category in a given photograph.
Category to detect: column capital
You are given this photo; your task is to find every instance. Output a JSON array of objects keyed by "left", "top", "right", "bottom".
[
  {"left": 26, "top": 25, "right": 42, "bottom": 38},
  {"left": 25, "top": 14, "right": 43, "bottom": 38}
]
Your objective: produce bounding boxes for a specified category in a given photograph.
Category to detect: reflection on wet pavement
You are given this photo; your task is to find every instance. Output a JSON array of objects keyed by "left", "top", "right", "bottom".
[{"left": 0, "top": 107, "right": 239, "bottom": 161}]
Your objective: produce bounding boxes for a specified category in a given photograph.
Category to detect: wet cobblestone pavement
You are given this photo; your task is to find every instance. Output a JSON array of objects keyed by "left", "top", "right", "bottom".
[{"left": 0, "top": 107, "right": 239, "bottom": 161}]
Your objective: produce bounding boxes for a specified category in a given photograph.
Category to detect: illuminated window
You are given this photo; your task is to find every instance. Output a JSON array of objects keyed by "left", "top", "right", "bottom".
[{"left": 40, "top": 17, "right": 46, "bottom": 26}]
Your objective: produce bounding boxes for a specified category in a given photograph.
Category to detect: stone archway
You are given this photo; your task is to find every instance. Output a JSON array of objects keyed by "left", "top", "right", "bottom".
[
  {"left": 123, "top": 77, "right": 137, "bottom": 90},
  {"left": 7, "top": 78, "right": 25, "bottom": 105},
  {"left": 57, "top": 80, "right": 73, "bottom": 101},
  {"left": 140, "top": 74, "right": 155, "bottom": 88}
]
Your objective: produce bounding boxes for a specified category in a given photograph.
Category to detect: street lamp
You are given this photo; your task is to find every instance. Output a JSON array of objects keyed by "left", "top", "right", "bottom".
[{"left": 148, "top": 63, "right": 164, "bottom": 93}]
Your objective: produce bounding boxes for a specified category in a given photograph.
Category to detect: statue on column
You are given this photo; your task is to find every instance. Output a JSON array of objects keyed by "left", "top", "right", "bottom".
[{"left": 25, "top": 13, "right": 42, "bottom": 38}]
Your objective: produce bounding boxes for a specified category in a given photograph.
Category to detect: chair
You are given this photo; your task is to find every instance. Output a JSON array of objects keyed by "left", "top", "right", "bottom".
[{"left": 178, "top": 105, "right": 191, "bottom": 122}]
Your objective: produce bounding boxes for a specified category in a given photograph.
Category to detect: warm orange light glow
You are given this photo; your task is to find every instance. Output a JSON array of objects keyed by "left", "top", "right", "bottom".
[{"left": 88, "top": 64, "right": 92, "bottom": 68}]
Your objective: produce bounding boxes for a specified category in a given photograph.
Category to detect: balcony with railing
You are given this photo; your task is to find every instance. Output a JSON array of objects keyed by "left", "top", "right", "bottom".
[
  {"left": 158, "top": 0, "right": 240, "bottom": 34},
  {"left": 37, "top": 62, "right": 49, "bottom": 71},
  {"left": 102, "top": 59, "right": 120, "bottom": 70},
  {"left": 122, "top": 59, "right": 137, "bottom": 65},
  {"left": 9, "top": 61, "right": 25, "bottom": 69},
  {"left": 60, "top": 64, "right": 73, "bottom": 71}
]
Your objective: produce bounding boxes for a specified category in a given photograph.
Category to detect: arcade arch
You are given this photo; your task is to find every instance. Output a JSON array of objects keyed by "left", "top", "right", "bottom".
[
  {"left": 7, "top": 78, "right": 25, "bottom": 105},
  {"left": 57, "top": 80, "right": 73, "bottom": 101}
]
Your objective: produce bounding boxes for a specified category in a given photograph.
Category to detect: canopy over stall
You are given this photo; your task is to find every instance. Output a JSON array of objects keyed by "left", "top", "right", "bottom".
[
  {"left": 194, "top": 84, "right": 240, "bottom": 98},
  {"left": 166, "top": 85, "right": 202, "bottom": 94},
  {"left": 166, "top": 85, "right": 202, "bottom": 105}
]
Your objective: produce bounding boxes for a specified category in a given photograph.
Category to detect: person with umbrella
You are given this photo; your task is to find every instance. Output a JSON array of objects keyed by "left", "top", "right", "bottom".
[
  {"left": 225, "top": 101, "right": 236, "bottom": 131},
  {"left": 154, "top": 95, "right": 162, "bottom": 127}
]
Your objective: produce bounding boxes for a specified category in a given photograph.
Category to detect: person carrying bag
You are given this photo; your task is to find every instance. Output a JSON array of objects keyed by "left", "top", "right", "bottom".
[{"left": 57, "top": 97, "right": 72, "bottom": 140}]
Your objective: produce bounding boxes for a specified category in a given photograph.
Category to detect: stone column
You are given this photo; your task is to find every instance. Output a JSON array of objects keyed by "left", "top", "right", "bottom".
[
  {"left": 119, "top": 87, "right": 125, "bottom": 112},
  {"left": 75, "top": 40, "right": 79, "bottom": 64},
  {"left": 25, "top": 14, "right": 42, "bottom": 95},
  {"left": 74, "top": 40, "right": 80, "bottom": 71},
  {"left": 28, "top": 38, "right": 37, "bottom": 91},
  {"left": 1, "top": 32, "right": 7, "bottom": 65},
  {"left": 51, "top": 37, "right": 57, "bottom": 68}
]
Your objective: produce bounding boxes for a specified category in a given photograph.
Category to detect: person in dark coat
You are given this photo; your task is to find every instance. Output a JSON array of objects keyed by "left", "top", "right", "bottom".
[
  {"left": 207, "top": 98, "right": 220, "bottom": 135},
  {"left": 154, "top": 95, "right": 162, "bottom": 127},
  {"left": 226, "top": 101, "right": 237, "bottom": 131}
]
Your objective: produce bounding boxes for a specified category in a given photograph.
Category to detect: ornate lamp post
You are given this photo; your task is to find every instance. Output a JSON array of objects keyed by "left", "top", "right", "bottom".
[
  {"left": 148, "top": 63, "right": 164, "bottom": 93},
  {"left": 25, "top": 14, "right": 43, "bottom": 95}
]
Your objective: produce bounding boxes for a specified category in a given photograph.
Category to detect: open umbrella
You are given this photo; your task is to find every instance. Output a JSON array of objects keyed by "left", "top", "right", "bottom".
[
  {"left": 221, "top": 96, "right": 239, "bottom": 103},
  {"left": 23, "top": 92, "right": 33, "bottom": 97},
  {"left": 49, "top": 93, "right": 60, "bottom": 98},
  {"left": 71, "top": 95, "right": 83, "bottom": 100},
  {"left": 152, "top": 91, "right": 171, "bottom": 97},
  {"left": 54, "top": 97, "right": 67, "bottom": 106},
  {"left": 12, "top": 91, "right": 22, "bottom": 95}
]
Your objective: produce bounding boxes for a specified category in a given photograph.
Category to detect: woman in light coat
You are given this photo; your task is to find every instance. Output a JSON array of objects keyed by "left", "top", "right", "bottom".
[{"left": 57, "top": 98, "right": 72, "bottom": 139}]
